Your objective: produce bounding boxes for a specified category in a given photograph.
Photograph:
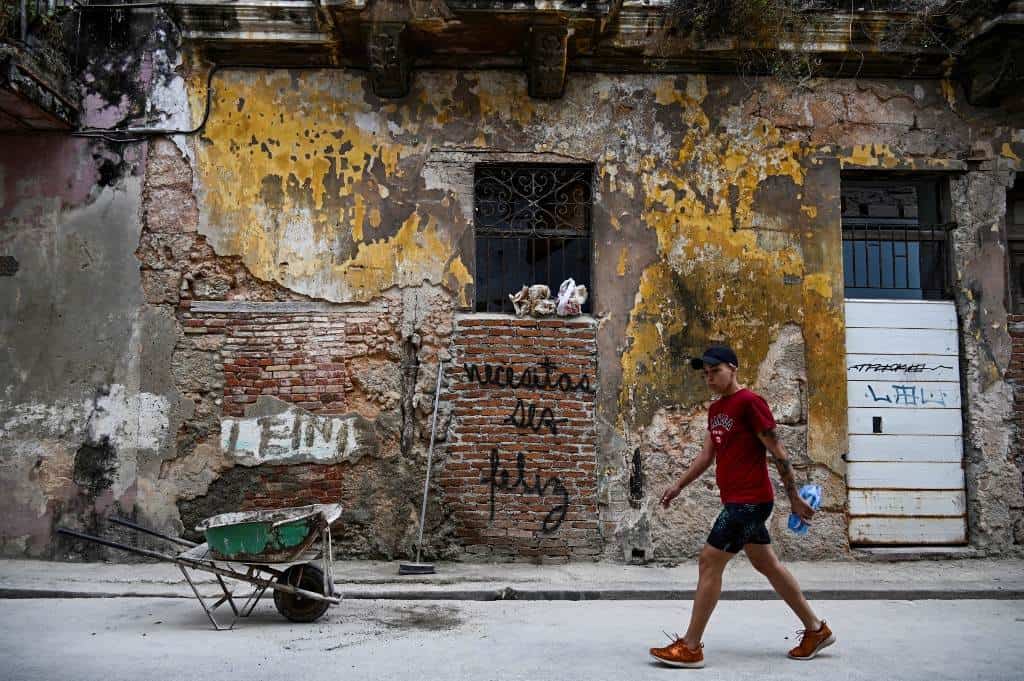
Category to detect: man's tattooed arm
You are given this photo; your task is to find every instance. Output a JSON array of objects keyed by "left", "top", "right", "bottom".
[{"left": 759, "top": 428, "right": 800, "bottom": 499}]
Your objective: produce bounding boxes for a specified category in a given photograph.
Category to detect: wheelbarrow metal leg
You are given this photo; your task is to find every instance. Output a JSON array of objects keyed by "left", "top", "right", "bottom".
[
  {"left": 236, "top": 566, "right": 267, "bottom": 619},
  {"left": 212, "top": 574, "right": 240, "bottom": 616},
  {"left": 179, "top": 565, "right": 224, "bottom": 631},
  {"left": 241, "top": 584, "right": 269, "bottom": 617},
  {"left": 322, "top": 521, "right": 333, "bottom": 597}
]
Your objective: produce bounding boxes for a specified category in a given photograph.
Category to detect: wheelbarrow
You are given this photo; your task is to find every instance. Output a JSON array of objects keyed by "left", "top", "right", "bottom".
[{"left": 57, "top": 503, "right": 342, "bottom": 630}]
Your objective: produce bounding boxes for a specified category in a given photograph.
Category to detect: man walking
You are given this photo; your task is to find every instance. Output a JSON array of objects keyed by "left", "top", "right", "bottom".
[{"left": 650, "top": 344, "right": 835, "bottom": 668}]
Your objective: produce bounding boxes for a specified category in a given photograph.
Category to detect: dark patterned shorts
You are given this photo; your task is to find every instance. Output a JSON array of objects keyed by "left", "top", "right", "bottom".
[{"left": 706, "top": 502, "right": 774, "bottom": 553}]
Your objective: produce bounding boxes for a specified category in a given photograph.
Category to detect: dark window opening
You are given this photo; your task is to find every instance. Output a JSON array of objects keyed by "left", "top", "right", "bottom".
[
  {"left": 1007, "top": 178, "right": 1024, "bottom": 314},
  {"left": 473, "top": 163, "right": 593, "bottom": 314},
  {"left": 841, "top": 176, "right": 953, "bottom": 300}
]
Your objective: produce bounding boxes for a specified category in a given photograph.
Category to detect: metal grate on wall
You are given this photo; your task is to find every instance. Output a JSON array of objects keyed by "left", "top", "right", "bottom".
[
  {"left": 841, "top": 179, "right": 953, "bottom": 301},
  {"left": 842, "top": 222, "right": 954, "bottom": 300},
  {"left": 473, "top": 163, "right": 593, "bottom": 314},
  {"left": 1007, "top": 180, "right": 1024, "bottom": 314}
]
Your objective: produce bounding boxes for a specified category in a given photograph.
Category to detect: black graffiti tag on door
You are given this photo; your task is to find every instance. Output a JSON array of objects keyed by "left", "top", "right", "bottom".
[{"left": 481, "top": 448, "right": 569, "bottom": 533}]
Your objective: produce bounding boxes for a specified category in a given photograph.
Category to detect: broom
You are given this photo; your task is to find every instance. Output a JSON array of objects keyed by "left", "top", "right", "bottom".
[{"left": 399, "top": 360, "right": 444, "bottom": 575}]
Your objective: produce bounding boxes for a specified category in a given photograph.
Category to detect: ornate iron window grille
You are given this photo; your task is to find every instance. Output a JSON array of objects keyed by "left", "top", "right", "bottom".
[{"left": 474, "top": 164, "right": 593, "bottom": 314}]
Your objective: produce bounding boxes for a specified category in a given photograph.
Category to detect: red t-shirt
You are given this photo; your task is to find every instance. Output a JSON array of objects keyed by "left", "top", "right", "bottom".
[{"left": 708, "top": 388, "right": 776, "bottom": 504}]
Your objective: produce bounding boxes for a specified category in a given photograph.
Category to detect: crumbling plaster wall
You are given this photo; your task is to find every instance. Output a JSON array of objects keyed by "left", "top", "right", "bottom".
[
  {"left": 0, "top": 8, "right": 192, "bottom": 557},
  {"left": 950, "top": 168, "right": 1022, "bottom": 551},
  {"left": 135, "top": 132, "right": 456, "bottom": 558},
  {"left": 183, "top": 66, "right": 1022, "bottom": 559},
  {"left": 0, "top": 137, "right": 175, "bottom": 557},
  {"left": 3, "top": 40, "right": 1022, "bottom": 558}
]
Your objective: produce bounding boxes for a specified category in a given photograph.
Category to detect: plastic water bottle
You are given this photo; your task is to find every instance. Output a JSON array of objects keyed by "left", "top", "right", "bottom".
[{"left": 787, "top": 484, "right": 822, "bottom": 535}]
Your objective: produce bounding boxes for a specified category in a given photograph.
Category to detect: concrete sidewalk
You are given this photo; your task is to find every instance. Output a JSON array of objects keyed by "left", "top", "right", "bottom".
[{"left": 2, "top": 556, "right": 1022, "bottom": 600}]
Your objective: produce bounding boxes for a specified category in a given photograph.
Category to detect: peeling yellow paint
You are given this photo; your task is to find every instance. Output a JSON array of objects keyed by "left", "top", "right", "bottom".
[
  {"left": 841, "top": 144, "right": 900, "bottom": 169},
  {"left": 445, "top": 256, "right": 474, "bottom": 308},
  {"left": 472, "top": 75, "right": 538, "bottom": 128},
  {"left": 802, "top": 272, "right": 833, "bottom": 300},
  {"left": 841, "top": 145, "right": 963, "bottom": 172},
  {"left": 617, "top": 248, "right": 628, "bottom": 277},
  {"left": 352, "top": 194, "right": 367, "bottom": 243},
  {"left": 339, "top": 212, "right": 473, "bottom": 302},
  {"left": 941, "top": 79, "right": 957, "bottom": 110},
  {"left": 654, "top": 76, "right": 710, "bottom": 130},
  {"left": 619, "top": 262, "right": 691, "bottom": 424},
  {"left": 191, "top": 70, "right": 471, "bottom": 303},
  {"left": 618, "top": 76, "right": 846, "bottom": 470}
]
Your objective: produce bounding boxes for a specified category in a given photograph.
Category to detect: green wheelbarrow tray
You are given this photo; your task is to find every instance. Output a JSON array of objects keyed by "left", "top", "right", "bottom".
[{"left": 196, "top": 503, "right": 342, "bottom": 563}]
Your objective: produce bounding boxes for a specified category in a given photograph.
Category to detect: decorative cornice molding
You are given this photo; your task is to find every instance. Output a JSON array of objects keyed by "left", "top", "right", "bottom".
[{"left": 160, "top": 1, "right": 1022, "bottom": 104}]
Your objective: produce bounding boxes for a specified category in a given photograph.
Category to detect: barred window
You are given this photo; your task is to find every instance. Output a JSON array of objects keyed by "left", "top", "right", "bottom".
[
  {"left": 473, "top": 163, "right": 593, "bottom": 314},
  {"left": 841, "top": 177, "right": 953, "bottom": 300}
]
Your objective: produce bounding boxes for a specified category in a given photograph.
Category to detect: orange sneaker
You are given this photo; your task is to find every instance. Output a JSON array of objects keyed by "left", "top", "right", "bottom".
[
  {"left": 788, "top": 620, "right": 835, "bottom": 660},
  {"left": 650, "top": 635, "right": 705, "bottom": 668}
]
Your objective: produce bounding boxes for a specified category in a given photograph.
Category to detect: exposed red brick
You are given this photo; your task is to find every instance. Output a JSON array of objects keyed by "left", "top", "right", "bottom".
[{"left": 447, "top": 316, "right": 600, "bottom": 560}]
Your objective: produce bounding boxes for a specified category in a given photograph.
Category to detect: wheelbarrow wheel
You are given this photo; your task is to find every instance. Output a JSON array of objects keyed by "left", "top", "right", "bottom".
[{"left": 273, "top": 563, "right": 331, "bottom": 623}]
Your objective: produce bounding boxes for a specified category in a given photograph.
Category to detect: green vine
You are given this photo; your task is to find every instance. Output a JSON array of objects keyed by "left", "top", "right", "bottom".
[
  {"left": 0, "top": 1, "right": 18, "bottom": 41},
  {"left": 0, "top": 2, "right": 74, "bottom": 51}
]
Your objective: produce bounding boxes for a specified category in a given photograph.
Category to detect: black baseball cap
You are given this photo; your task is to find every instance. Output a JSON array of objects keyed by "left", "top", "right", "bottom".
[{"left": 689, "top": 345, "right": 738, "bottom": 370}]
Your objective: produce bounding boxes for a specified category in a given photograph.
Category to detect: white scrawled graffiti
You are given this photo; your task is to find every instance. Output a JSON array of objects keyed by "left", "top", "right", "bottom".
[{"left": 220, "top": 405, "right": 371, "bottom": 466}]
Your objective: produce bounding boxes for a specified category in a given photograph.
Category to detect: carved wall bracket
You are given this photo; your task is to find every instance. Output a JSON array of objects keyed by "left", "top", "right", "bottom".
[
  {"left": 528, "top": 21, "right": 569, "bottom": 100},
  {"left": 367, "top": 22, "right": 411, "bottom": 98}
]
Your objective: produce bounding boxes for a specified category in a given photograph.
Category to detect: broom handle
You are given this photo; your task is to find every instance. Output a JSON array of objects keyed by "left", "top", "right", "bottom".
[{"left": 415, "top": 360, "right": 444, "bottom": 564}]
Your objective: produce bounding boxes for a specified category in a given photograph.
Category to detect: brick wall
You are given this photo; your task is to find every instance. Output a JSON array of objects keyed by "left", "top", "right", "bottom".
[
  {"left": 442, "top": 315, "right": 602, "bottom": 561},
  {"left": 176, "top": 301, "right": 404, "bottom": 536},
  {"left": 1011, "top": 315, "right": 1024, "bottom": 483},
  {"left": 238, "top": 462, "right": 347, "bottom": 508},
  {"left": 180, "top": 301, "right": 395, "bottom": 417}
]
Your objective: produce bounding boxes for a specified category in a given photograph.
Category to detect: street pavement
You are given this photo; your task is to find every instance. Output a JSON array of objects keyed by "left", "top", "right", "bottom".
[
  {"left": 2, "top": 557, "right": 1023, "bottom": 600},
  {"left": 2, "top": 597, "right": 1023, "bottom": 680}
]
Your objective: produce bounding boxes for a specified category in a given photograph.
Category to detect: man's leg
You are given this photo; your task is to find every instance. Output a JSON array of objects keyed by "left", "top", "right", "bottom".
[
  {"left": 681, "top": 544, "right": 734, "bottom": 648},
  {"left": 743, "top": 542, "right": 820, "bottom": 631}
]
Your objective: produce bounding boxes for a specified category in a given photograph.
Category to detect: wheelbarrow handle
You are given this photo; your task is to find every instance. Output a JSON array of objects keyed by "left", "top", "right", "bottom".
[
  {"left": 56, "top": 527, "right": 179, "bottom": 562},
  {"left": 106, "top": 516, "right": 198, "bottom": 548}
]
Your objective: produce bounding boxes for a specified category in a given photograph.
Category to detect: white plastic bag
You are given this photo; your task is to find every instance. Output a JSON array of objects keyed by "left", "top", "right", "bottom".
[{"left": 556, "top": 278, "right": 576, "bottom": 316}]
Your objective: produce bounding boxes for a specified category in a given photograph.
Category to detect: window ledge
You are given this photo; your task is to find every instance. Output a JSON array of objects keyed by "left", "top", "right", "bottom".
[{"left": 455, "top": 311, "right": 597, "bottom": 326}]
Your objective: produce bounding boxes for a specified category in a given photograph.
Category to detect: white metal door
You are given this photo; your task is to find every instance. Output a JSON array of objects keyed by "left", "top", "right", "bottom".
[{"left": 844, "top": 299, "right": 967, "bottom": 545}]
